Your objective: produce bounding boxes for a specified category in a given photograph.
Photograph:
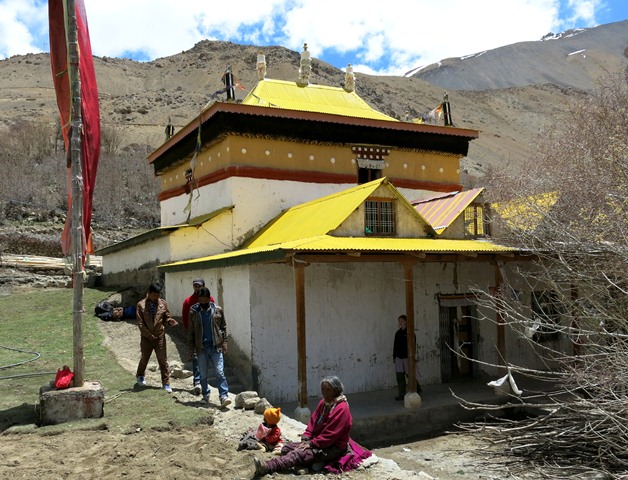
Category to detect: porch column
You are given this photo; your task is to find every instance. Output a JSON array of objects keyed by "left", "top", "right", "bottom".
[
  {"left": 403, "top": 261, "right": 418, "bottom": 395},
  {"left": 494, "top": 263, "right": 506, "bottom": 374},
  {"left": 294, "top": 261, "right": 308, "bottom": 409}
]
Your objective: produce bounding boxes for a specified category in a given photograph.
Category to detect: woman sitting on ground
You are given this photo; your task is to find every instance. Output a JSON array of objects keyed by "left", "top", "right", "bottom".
[{"left": 254, "top": 375, "right": 371, "bottom": 476}]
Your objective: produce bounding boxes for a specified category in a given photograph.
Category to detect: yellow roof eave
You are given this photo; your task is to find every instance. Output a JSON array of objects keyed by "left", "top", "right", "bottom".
[{"left": 160, "top": 235, "right": 522, "bottom": 272}]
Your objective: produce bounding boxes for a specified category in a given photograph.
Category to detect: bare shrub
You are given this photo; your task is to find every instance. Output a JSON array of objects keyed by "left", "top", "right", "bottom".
[
  {"left": 0, "top": 119, "right": 159, "bottom": 235},
  {"left": 461, "top": 73, "right": 628, "bottom": 478},
  {"left": 91, "top": 151, "right": 160, "bottom": 230},
  {"left": 11, "top": 118, "right": 56, "bottom": 161},
  {"left": 101, "top": 123, "right": 124, "bottom": 155}
]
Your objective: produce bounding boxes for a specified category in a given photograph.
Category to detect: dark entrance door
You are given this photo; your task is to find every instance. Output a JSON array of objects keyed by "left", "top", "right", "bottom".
[{"left": 439, "top": 297, "right": 477, "bottom": 382}]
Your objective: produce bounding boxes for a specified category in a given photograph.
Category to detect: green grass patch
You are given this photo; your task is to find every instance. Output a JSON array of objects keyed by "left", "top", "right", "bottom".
[{"left": 0, "top": 287, "right": 209, "bottom": 433}]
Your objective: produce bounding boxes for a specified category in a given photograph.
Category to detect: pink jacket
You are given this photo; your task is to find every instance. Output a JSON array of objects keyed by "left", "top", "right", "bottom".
[{"left": 303, "top": 398, "right": 352, "bottom": 451}]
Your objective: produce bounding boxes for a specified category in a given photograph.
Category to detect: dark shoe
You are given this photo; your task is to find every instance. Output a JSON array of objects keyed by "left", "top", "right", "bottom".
[
  {"left": 254, "top": 457, "right": 269, "bottom": 476},
  {"left": 193, "top": 384, "right": 201, "bottom": 395}
]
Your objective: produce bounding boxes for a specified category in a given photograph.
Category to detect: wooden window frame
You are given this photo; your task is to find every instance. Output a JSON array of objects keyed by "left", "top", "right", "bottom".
[
  {"left": 464, "top": 203, "right": 491, "bottom": 238},
  {"left": 365, "top": 198, "right": 395, "bottom": 236}
]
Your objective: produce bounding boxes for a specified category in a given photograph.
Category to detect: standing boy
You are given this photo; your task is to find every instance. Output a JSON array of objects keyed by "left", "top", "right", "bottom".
[
  {"left": 182, "top": 278, "right": 205, "bottom": 394},
  {"left": 187, "top": 287, "right": 231, "bottom": 407},
  {"left": 393, "top": 314, "right": 422, "bottom": 400}
]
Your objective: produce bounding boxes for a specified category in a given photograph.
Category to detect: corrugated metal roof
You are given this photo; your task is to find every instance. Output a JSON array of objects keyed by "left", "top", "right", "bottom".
[
  {"left": 242, "top": 79, "right": 398, "bottom": 122},
  {"left": 160, "top": 234, "right": 517, "bottom": 271},
  {"left": 413, "top": 188, "right": 484, "bottom": 234},
  {"left": 95, "top": 226, "right": 179, "bottom": 255},
  {"left": 246, "top": 177, "right": 434, "bottom": 248},
  {"left": 95, "top": 207, "right": 234, "bottom": 255}
]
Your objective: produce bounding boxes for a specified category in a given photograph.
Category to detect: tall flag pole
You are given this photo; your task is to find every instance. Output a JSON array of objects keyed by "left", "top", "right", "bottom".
[{"left": 49, "top": 0, "right": 100, "bottom": 386}]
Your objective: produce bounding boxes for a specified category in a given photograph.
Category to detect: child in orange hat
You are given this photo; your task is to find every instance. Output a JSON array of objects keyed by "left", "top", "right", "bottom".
[{"left": 256, "top": 407, "right": 283, "bottom": 454}]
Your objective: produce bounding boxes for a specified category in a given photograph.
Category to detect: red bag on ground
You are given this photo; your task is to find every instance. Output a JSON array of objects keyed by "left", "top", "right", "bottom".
[{"left": 55, "top": 366, "right": 74, "bottom": 389}]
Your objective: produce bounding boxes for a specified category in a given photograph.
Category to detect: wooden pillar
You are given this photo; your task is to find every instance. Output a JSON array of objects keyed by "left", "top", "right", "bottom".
[
  {"left": 294, "top": 262, "right": 307, "bottom": 408},
  {"left": 68, "top": 0, "right": 85, "bottom": 387},
  {"left": 403, "top": 261, "right": 417, "bottom": 392},
  {"left": 494, "top": 263, "right": 506, "bottom": 374}
]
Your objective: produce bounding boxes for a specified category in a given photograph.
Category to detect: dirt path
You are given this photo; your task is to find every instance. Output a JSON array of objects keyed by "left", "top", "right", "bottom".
[{"left": 0, "top": 314, "right": 506, "bottom": 480}]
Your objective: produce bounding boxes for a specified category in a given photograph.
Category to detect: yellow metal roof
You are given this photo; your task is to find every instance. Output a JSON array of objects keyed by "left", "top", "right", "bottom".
[
  {"left": 246, "top": 177, "right": 434, "bottom": 248},
  {"left": 160, "top": 235, "right": 517, "bottom": 270},
  {"left": 242, "top": 79, "right": 398, "bottom": 122}
]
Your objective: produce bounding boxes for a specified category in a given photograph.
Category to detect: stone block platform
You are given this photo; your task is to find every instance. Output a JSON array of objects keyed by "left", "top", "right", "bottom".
[{"left": 39, "top": 381, "right": 104, "bottom": 425}]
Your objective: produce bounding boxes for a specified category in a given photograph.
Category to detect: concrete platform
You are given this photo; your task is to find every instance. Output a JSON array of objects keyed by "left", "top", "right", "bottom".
[
  {"left": 39, "top": 381, "right": 105, "bottom": 425},
  {"left": 282, "top": 377, "right": 551, "bottom": 448}
]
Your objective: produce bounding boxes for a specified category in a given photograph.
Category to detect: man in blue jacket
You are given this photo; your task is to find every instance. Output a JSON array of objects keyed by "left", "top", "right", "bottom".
[{"left": 187, "top": 287, "right": 231, "bottom": 407}]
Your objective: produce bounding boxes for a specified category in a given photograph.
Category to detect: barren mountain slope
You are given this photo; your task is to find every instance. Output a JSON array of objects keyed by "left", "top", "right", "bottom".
[
  {"left": 1, "top": 23, "right": 620, "bottom": 183},
  {"left": 412, "top": 20, "right": 628, "bottom": 91}
]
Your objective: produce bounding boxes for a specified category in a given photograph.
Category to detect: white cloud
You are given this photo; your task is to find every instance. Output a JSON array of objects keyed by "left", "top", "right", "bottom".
[
  {"left": 0, "top": 0, "right": 47, "bottom": 58},
  {"left": 564, "top": 0, "right": 600, "bottom": 25}
]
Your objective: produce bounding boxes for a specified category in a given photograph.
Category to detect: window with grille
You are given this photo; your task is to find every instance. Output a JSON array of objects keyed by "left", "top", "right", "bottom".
[
  {"left": 365, "top": 199, "right": 395, "bottom": 235},
  {"left": 464, "top": 204, "right": 490, "bottom": 238}
]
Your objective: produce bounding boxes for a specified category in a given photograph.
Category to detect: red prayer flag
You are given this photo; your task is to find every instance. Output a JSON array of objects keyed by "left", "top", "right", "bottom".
[{"left": 49, "top": 0, "right": 100, "bottom": 258}]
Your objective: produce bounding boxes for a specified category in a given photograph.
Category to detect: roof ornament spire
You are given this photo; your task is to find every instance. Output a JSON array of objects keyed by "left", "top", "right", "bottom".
[
  {"left": 297, "top": 43, "right": 311, "bottom": 86},
  {"left": 344, "top": 64, "right": 355, "bottom": 93},
  {"left": 256, "top": 51, "right": 267, "bottom": 81},
  {"left": 442, "top": 92, "right": 453, "bottom": 126},
  {"left": 222, "top": 65, "right": 235, "bottom": 102},
  {"left": 165, "top": 116, "right": 175, "bottom": 141}
]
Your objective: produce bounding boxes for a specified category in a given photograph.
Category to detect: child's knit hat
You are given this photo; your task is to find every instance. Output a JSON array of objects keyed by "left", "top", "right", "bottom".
[{"left": 263, "top": 407, "right": 281, "bottom": 425}]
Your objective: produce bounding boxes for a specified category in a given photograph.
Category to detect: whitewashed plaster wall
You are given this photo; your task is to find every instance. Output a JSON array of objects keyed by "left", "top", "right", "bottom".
[
  {"left": 437, "top": 213, "right": 467, "bottom": 239},
  {"left": 168, "top": 213, "right": 236, "bottom": 261},
  {"left": 161, "top": 271, "right": 198, "bottom": 317},
  {"left": 160, "top": 180, "right": 232, "bottom": 227},
  {"left": 239, "top": 259, "right": 549, "bottom": 403},
  {"left": 101, "top": 236, "right": 171, "bottom": 274},
  {"left": 160, "top": 177, "right": 353, "bottom": 231},
  {"left": 218, "top": 266, "right": 253, "bottom": 359},
  {"left": 164, "top": 267, "right": 253, "bottom": 357},
  {"left": 248, "top": 261, "right": 407, "bottom": 403}
]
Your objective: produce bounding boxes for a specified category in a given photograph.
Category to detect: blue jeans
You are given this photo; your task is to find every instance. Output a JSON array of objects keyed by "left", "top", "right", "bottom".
[
  {"left": 198, "top": 345, "right": 229, "bottom": 398},
  {"left": 192, "top": 356, "right": 201, "bottom": 386}
]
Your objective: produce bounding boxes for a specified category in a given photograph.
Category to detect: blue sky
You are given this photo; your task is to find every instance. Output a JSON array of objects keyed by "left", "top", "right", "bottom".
[{"left": 0, "top": 0, "right": 626, "bottom": 75}]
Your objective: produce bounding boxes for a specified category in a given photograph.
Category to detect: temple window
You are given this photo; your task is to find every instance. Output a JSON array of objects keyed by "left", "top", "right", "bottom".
[
  {"left": 365, "top": 199, "right": 395, "bottom": 235},
  {"left": 352, "top": 145, "right": 389, "bottom": 185},
  {"left": 464, "top": 203, "right": 490, "bottom": 238}
]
